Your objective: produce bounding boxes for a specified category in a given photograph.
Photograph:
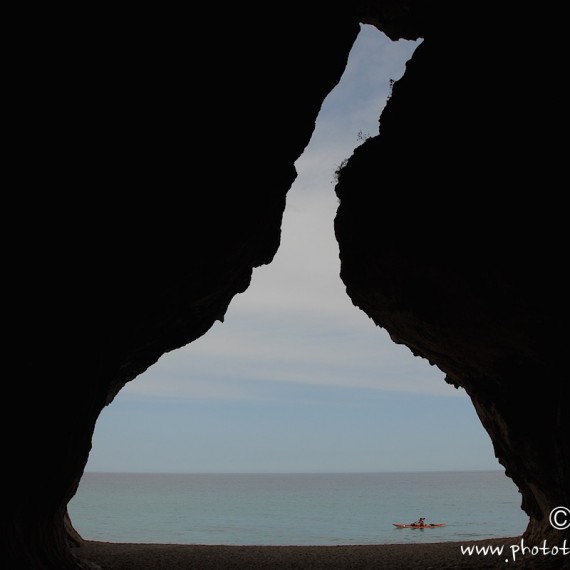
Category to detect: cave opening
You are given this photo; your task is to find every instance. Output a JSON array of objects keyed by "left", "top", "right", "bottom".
[{"left": 68, "top": 26, "right": 527, "bottom": 546}]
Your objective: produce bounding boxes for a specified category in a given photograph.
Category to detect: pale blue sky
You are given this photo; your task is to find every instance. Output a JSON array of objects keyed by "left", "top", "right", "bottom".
[{"left": 86, "top": 26, "right": 501, "bottom": 474}]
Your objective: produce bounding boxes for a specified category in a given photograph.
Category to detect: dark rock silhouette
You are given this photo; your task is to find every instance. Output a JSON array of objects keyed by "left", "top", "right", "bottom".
[{"left": 7, "top": 3, "right": 568, "bottom": 568}]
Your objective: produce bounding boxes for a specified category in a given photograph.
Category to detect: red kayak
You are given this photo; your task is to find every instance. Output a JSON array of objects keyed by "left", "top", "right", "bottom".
[{"left": 393, "top": 523, "right": 445, "bottom": 528}]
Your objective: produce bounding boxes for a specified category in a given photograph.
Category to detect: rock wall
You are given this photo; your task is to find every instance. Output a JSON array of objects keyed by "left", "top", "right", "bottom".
[
  {"left": 334, "top": 6, "right": 569, "bottom": 545},
  {"left": 7, "top": 3, "right": 568, "bottom": 568}
]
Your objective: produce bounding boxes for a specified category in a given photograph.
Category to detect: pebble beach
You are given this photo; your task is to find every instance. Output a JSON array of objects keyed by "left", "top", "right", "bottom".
[{"left": 72, "top": 536, "right": 569, "bottom": 569}]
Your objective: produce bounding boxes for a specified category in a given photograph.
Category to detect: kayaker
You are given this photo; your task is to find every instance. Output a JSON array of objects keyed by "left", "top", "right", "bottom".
[{"left": 412, "top": 517, "right": 426, "bottom": 527}]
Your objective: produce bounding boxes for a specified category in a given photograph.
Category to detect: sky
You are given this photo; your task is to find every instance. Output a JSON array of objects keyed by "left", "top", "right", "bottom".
[{"left": 85, "top": 25, "right": 502, "bottom": 474}]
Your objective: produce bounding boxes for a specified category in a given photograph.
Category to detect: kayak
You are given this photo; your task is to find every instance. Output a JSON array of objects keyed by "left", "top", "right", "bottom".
[{"left": 393, "top": 523, "right": 445, "bottom": 528}]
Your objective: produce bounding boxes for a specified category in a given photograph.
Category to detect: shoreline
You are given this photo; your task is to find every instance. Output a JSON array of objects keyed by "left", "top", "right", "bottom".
[{"left": 72, "top": 536, "right": 568, "bottom": 569}]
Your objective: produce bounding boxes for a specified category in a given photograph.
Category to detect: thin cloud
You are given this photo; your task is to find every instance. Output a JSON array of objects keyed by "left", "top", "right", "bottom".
[{"left": 125, "top": 313, "right": 462, "bottom": 401}]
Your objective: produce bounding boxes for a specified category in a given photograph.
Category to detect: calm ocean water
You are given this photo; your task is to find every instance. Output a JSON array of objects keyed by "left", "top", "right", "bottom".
[{"left": 68, "top": 471, "right": 528, "bottom": 546}]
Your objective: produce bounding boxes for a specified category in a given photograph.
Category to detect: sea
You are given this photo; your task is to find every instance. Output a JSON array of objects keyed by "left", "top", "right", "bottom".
[{"left": 68, "top": 470, "right": 529, "bottom": 546}]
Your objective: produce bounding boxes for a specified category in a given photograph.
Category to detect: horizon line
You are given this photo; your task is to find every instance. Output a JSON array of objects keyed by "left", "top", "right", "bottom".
[{"left": 83, "top": 468, "right": 505, "bottom": 476}]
